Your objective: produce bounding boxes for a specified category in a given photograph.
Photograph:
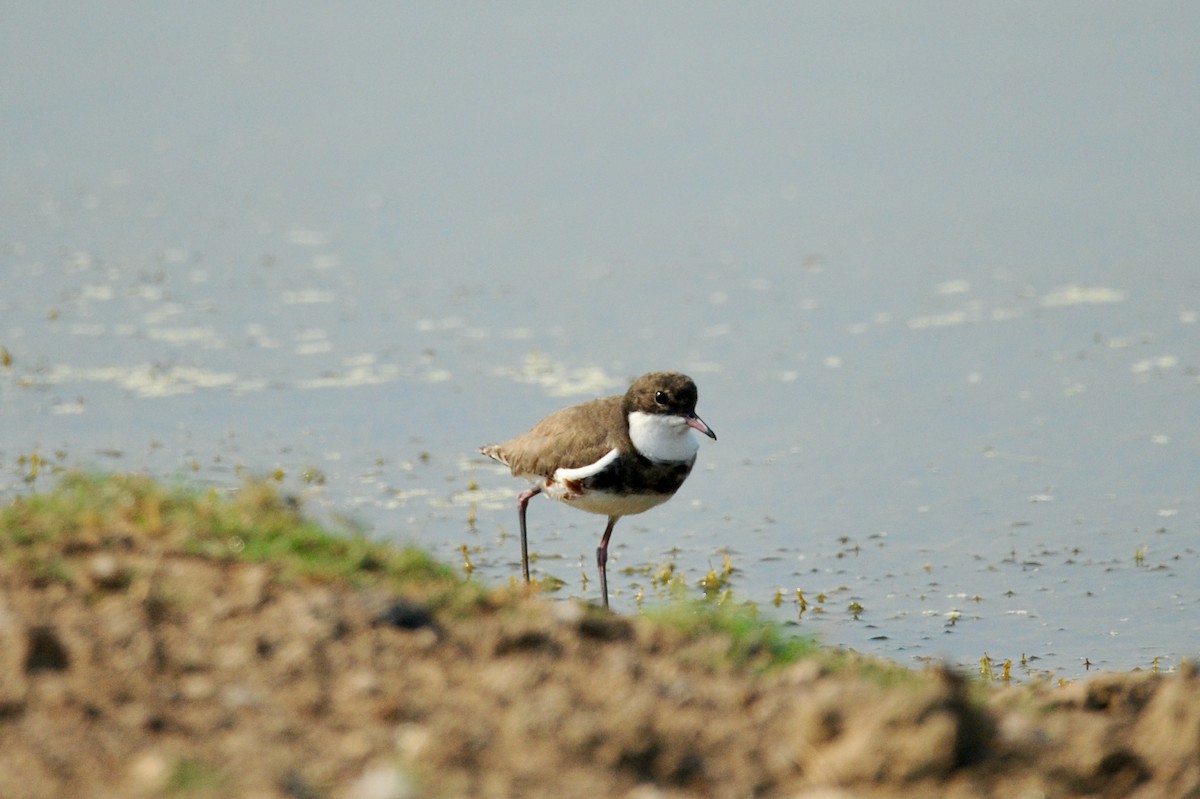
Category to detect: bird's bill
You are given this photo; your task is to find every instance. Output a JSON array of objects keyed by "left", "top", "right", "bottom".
[{"left": 686, "top": 413, "right": 717, "bottom": 441}]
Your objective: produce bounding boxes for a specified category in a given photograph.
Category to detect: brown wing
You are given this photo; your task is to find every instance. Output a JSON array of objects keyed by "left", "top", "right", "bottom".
[{"left": 486, "top": 395, "right": 626, "bottom": 479}]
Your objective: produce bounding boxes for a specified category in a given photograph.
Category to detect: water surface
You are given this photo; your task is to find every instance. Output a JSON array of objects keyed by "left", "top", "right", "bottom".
[{"left": 3, "top": 3, "right": 1198, "bottom": 678}]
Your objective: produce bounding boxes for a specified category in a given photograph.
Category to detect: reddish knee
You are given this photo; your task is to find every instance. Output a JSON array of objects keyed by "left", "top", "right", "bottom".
[{"left": 517, "top": 486, "right": 540, "bottom": 510}]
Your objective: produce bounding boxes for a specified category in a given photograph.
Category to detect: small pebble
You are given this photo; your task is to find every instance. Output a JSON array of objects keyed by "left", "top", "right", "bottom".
[
  {"left": 341, "top": 764, "right": 412, "bottom": 799},
  {"left": 89, "top": 554, "right": 130, "bottom": 589},
  {"left": 127, "top": 750, "right": 170, "bottom": 794}
]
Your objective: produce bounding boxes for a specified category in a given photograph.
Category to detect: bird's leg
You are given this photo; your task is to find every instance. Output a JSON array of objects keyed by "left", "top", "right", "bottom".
[
  {"left": 516, "top": 486, "right": 542, "bottom": 582},
  {"left": 596, "top": 515, "right": 619, "bottom": 610}
]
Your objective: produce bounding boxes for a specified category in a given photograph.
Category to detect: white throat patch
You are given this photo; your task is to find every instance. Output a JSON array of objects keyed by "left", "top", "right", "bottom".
[{"left": 627, "top": 411, "right": 699, "bottom": 463}]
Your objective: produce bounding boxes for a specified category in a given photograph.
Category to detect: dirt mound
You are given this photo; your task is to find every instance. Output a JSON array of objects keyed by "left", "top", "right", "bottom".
[{"left": 1, "top": 476, "right": 1198, "bottom": 798}]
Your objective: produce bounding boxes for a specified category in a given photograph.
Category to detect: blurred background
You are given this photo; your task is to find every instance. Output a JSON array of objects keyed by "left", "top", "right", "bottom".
[{"left": 2, "top": 3, "right": 1198, "bottom": 677}]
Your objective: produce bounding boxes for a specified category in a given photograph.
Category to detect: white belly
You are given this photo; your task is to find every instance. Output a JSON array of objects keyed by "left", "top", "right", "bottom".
[{"left": 560, "top": 489, "right": 672, "bottom": 517}]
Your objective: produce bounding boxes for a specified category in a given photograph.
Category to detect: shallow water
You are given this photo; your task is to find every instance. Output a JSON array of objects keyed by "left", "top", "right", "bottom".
[{"left": 3, "top": 4, "right": 1198, "bottom": 678}]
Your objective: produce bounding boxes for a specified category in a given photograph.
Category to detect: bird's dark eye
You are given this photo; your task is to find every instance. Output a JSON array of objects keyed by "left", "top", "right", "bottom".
[{"left": 654, "top": 390, "right": 669, "bottom": 405}]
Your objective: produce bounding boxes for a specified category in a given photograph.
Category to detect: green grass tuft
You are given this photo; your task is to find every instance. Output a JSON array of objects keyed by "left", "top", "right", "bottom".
[
  {"left": 0, "top": 471, "right": 476, "bottom": 610},
  {"left": 645, "top": 599, "right": 820, "bottom": 670},
  {"left": 166, "top": 757, "right": 225, "bottom": 795}
]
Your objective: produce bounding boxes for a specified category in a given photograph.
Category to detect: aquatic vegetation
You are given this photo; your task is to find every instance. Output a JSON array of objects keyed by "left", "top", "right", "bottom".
[
  {"left": 16, "top": 449, "right": 52, "bottom": 486},
  {"left": 979, "top": 653, "right": 1014, "bottom": 683}
]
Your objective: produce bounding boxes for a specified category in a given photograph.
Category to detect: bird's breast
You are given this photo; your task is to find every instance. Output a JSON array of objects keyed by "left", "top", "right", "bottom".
[{"left": 541, "top": 450, "right": 696, "bottom": 517}]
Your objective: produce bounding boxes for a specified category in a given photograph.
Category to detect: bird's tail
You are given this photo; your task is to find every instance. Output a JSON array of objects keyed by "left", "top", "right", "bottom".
[{"left": 478, "top": 444, "right": 507, "bottom": 466}]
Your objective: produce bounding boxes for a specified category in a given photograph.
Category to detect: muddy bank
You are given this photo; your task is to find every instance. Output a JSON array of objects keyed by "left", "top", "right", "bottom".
[{"left": 1, "top": 475, "right": 1197, "bottom": 798}]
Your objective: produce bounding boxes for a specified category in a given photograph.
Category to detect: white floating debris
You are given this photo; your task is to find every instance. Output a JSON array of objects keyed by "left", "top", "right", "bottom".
[
  {"left": 906, "top": 308, "right": 979, "bottom": 329},
  {"left": 935, "top": 280, "right": 971, "bottom": 295},
  {"left": 416, "top": 317, "right": 465, "bottom": 332},
  {"left": 245, "top": 323, "right": 281, "bottom": 349},
  {"left": 296, "top": 340, "right": 333, "bottom": 355},
  {"left": 125, "top": 365, "right": 239, "bottom": 397},
  {"left": 130, "top": 285, "right": 166, "bottom": 301},
  {"left": 1131, "top": 355, "right": 1178, "bottom": 373},
  {"left": 31, "top": 363, "right": 252, "bottom": 398},
  {"left": 450, "top": 486, "right": 511, "bottom": 509},
  {"left": 80, "top": 284, "right": 114, "bottom": 302},
  {"left": 142, "top": 302, "right": 185, "bottom": 324},
  {"left": 493, "top": 354, "right": 621, "bottom": 397},
  {"left": 287, "top": 229, "right": 330, "bottom": 246},
  {"left": 282, "top": 290, "right": 336, "bottom": 304},
  {"left": 298, "top": 364, "right": 402, "bottom": 389},
  {"left": 420, "top": 368, "right": 451, "bottom": 383},
  {"left": 990, "top": 307, "right": 1022, "bottom": 321},
  {"left": 146, "top": 326, "right": 223, "bottom": 347},
  {"left": 1039, "top": 284, "right": 1126, "bottom": 307},
  {"left": 1150, "top": 434, "right": 1171, "bottom": 445}
]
